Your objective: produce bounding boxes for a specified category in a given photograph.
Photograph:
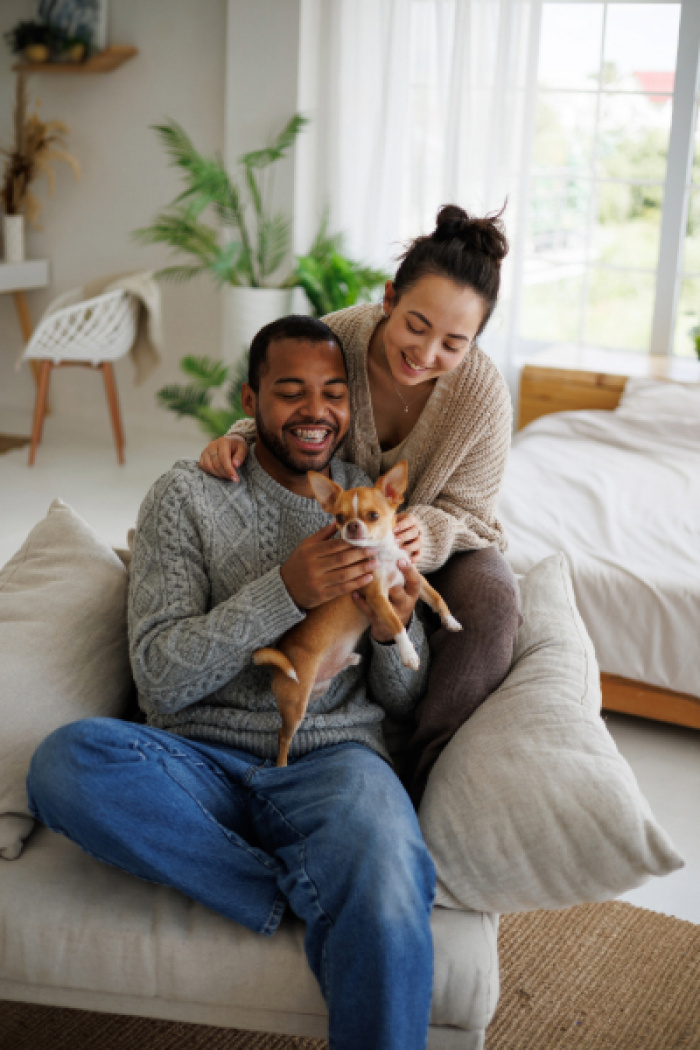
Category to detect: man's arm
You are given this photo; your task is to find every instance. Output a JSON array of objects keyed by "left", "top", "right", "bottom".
[
  {"left": 367, "top": 616, "right": 429, "bottom": 719},
  {"left": 128, "top": 468, "right": 305, "bottom": 717}
]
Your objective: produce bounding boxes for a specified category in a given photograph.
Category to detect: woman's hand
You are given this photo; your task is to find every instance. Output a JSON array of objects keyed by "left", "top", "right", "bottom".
[
  {"left": 394, "top": 512, "right": 422, "bottom": 563},
  {"left": 199, "top": 435, "right": 249, "bottom": 482}
]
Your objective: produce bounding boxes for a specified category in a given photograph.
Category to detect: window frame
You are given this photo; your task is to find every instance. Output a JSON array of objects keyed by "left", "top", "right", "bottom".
[{"left": 513, "top": 0, "right": 700, "bottom": 357}]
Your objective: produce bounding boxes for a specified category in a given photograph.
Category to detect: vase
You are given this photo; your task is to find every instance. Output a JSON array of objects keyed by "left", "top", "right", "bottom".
[
  {"left": 222, "top": 286, "right": 293, "bottom": 365},
  {"left": 3, "top": 215, "right": 25, "bottom": 263}
]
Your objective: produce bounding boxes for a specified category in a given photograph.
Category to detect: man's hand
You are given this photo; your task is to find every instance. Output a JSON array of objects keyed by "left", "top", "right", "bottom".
[
  {"left": 280, "top": 523, "right": 378, "bottom": 610},
  {"left": 351, "top": 559, "right": 421, "bottom": 643},
  {"left": 394, "top": 512, "right": 422, "bottom": 563}
]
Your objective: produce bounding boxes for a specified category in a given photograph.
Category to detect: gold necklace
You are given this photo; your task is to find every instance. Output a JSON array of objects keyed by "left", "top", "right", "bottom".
[{"left": 382, "top": 346, "right": 428, "bottom": 413}]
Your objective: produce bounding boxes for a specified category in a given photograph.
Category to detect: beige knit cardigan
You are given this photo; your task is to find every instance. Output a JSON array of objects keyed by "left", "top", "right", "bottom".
[{"left": 228, "top": 303, "right": 512, "bottom": 573}]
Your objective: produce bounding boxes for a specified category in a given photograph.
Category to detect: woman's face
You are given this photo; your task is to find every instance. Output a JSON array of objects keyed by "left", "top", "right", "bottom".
[{"left": 381, "top": 275, "right": 487, "bottom": 387}]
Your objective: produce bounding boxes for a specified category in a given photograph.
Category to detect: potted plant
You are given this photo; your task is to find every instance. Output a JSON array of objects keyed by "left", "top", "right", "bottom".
[
  {"left": 1, "top": 75, "right": 80, "bottom": 261},
  {"left": 157, "top": 353, "right": 249, "bottom": 438},
  {"left": 293, "top": 209, "right": 389, "bottom": 317},
  {"left": 134, "top": 114, "right": 307, "bottom": 362},
  {"left": 3, "top": 20, "right": 67, "bottom": 64}
]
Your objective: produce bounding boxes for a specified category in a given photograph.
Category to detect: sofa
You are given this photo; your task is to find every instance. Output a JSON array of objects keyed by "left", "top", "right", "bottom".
[{"left": 0, "top": 500, "right": 684, "bottom": 1049}]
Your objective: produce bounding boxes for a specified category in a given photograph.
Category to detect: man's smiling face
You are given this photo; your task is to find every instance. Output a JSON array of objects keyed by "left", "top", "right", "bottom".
[{"left": 241, "top": 336, "right": 351, "bottom": 493}]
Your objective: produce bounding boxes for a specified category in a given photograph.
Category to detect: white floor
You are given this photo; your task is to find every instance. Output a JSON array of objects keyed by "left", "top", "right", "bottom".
[{"left": 2, "top": 411, "right": 699, "bottom": 925}]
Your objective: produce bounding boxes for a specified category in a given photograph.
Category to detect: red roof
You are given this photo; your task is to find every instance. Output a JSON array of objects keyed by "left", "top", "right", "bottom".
[{"left": 633, "top": 71, "right": 675, "bottom": 104}]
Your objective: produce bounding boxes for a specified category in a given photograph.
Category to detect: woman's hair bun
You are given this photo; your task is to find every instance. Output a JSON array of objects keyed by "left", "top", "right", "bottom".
[
  {"left": 433, "top": 203, "right": 508, "bottom": 263},
  {"left": 393, "top": 201, "right": 509, "bottom": 336}
]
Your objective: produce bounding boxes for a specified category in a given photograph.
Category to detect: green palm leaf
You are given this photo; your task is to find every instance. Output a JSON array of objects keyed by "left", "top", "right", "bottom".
[
  {"left": 241, "top": 114, "right": 309, "bottom": 170},
  {"left": 133, "top": 208, "right": 220, "bottom": 263},
  {"left": 258, "top": 213, "right": 291, "bottom": 280},
  {"left": 195, "top": 405, "right": 245, "bottom": 440},
  {"left": 154, "top": 264, "right": 208, "bottom": 283},
  {"left": 179, "top": 356, "right": 229, "bottom": 388},
  {"left": 225, "top": 351, "right": 250, "bottom": 415},
  {"left": 157, "top": 383, "right": 211, "bottom": 417},
  {"left": 209, "top": 240, "right": 245, "bottom": 286}
]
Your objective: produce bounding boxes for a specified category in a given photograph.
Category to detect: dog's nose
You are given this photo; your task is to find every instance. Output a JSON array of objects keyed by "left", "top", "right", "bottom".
[{"left": 345, "top": 521, "right": 362, "bottom": 539}]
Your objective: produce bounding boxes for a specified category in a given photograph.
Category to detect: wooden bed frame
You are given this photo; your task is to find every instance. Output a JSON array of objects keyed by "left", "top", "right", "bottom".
[{"left": 518, "top": 345, "right": 700, "bottom": 731}]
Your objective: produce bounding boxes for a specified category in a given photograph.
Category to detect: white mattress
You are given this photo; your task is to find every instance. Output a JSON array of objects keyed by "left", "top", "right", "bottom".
[{"left": 499, "top": 404, "right": 700, "bottom": 698}]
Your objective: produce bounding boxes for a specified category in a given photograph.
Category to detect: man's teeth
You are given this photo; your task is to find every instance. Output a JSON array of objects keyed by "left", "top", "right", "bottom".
[{"left": 291, "top": 428, "right": 328, "bottom": 443}]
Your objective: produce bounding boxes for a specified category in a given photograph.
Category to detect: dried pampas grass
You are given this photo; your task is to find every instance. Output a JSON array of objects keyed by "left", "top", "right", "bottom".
[{"left": 1, "top": 73, "right": 80, "bottom": 227}]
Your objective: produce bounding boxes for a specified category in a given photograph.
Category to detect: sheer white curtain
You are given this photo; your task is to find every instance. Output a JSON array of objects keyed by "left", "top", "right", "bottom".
[{"left": 303, "top": 0, "right": 541, "bottom": 378}]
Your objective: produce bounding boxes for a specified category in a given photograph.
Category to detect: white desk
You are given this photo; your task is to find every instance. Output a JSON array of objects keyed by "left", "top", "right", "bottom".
[
  {"left": 0, "top": 259, "right": 50, "bottom": 388},
  {"left": 0, "top": 260, "right": 50, "bottom": 297}
]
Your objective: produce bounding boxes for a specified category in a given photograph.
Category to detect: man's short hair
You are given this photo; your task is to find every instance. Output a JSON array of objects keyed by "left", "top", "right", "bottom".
[{"left": 247, "top": 315, "right": 346, "bottom": 392}]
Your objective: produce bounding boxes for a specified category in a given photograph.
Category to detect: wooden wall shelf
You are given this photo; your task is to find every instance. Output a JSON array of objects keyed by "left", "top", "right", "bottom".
[{"left": 13, "top": 45, "right": 138, "bottom": 75}]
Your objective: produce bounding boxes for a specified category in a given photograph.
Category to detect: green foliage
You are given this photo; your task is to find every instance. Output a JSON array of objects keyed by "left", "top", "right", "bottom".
[
  {"left": 690, "top": 327, "right": 700, "bottom": 361},
  {"left": 134, "top": 115, "right": 308, "bottom": 288},
  {"left": 4, "top": 20, "right": 65, "bottom": 54},
  {"left": 532, "top": 94, "right": 667, "bottom": 235},
  {"left": 293, "top": 210, "right": 389, "bottom": 317},
  {"left": 157, "top": 353, "right": 249, "bottom": 439}
]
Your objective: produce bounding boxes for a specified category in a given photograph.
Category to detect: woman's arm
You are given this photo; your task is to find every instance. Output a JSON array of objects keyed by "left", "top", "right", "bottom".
[
  {"left": 409, "top": 413, "right": 511, "bottom": 573},
  {"left": 199, "top": 418, "right": 256, "bottom": 481}
]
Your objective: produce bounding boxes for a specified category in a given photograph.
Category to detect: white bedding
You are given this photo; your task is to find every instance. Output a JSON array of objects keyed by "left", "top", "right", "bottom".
[{"left": 499, "top": 401, "right": 700, "bottom": 698}]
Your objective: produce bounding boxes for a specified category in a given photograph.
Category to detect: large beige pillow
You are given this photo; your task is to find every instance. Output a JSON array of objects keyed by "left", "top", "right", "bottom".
[
  {"left": 419, "top": 552, "right": 684, "bottom": 914},
  {"left": 0, "top": 500, "right": 133, "bottom": 860}
]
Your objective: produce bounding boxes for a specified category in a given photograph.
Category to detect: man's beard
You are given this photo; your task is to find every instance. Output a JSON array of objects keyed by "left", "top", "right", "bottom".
[{"left": 255, "top": 411, "right": 342, "bottom": 475}]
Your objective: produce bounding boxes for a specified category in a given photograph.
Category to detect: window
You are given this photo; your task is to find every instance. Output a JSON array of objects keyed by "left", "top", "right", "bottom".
[
  {"left": 518, "top": 0, "right": 700, "bottom": 358},
  {"left": 675, "top": 76, "right": 700, "bottom": 354}
]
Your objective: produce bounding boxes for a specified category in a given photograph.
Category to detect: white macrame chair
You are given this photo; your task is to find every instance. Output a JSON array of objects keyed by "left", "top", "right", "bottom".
[{"left": 22, "top": 288, "right": 139, "bottom": 465}]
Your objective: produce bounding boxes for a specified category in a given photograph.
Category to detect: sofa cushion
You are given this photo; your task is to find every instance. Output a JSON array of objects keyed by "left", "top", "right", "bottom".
[
  {"left": 419, "top": 552, "right": 685, "bottom": 914},
  {"left": 0, "top": 826, "right": 499, "bottom": 1035},
  {"left": 0, "top": 500, "right": 133, "bottom": 860}
]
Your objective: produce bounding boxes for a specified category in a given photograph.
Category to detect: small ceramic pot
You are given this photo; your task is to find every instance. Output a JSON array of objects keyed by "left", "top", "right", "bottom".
[
  {"left": 24, "top": 44, "right": 50, "bottom": 63},
  {"left": 65, "top": 43, "right": 86, "bottom": 62}
]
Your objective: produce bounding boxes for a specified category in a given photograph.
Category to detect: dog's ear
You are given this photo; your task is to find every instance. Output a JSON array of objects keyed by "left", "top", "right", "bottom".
[
  {"left": 308, "top": 472, "right": 344, "bottom": 512},
  {"left": 375, "top": 460, "right": 408, "bottom": 507}
]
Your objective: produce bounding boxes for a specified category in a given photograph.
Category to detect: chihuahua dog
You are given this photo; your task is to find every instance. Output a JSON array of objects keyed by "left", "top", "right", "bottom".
[{"left": 253, "top": 460, "right": 462, "bottom": 767}]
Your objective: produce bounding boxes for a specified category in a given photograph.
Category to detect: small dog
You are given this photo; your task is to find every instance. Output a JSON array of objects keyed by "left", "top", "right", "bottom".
[{"left": 254, "top": 461, "right": 462, "bottom": 767}]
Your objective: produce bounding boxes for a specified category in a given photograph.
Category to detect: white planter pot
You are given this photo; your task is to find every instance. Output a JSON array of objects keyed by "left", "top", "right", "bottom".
[
  {"left": 222, "top": 286, "right": 293, "bottom": 365},
  {"left": 3, "top": 215, "right": 25, "bottom": 263}
]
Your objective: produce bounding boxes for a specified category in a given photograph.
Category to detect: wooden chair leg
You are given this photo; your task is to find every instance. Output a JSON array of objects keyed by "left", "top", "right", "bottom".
[
  {"left": 28, "top": 361, "right": 52, "bottom": 466},
  {"left": 15, "top": 291, "right": 51, "bottom": 413},
  {"left": 101, "top": 362, "right": 125, "bottom": 465}
]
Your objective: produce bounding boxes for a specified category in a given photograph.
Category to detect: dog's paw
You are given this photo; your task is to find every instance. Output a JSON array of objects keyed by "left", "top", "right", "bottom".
[
  {"left": 445, "top": 614, "right": 462, "bottom": 632},
  {"left": 396, "top": 631, "right": 421, "bottom": 671},
  {"left": 402, "top": 650, "right": 421, "bottom": 671}
]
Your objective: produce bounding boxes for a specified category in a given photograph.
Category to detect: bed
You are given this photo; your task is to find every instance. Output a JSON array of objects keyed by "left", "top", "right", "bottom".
[{"left": 499, "top": 360, "right": 700, "bottom": 730}]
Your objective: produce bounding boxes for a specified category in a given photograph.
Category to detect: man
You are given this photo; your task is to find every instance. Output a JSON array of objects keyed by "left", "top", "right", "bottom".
[{"left": 27, "top": 316, "right": 436, "bottom": 1050}]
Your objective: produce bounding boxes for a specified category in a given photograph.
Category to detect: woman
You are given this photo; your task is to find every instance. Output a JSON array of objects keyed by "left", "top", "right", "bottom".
[{"left": 199, "top": 204, "right": 521, "bottom": 804}]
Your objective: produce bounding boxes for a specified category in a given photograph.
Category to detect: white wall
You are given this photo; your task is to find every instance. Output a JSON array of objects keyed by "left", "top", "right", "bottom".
[{"left": 0, "top": 0, "right": 228, "bottom": 440}]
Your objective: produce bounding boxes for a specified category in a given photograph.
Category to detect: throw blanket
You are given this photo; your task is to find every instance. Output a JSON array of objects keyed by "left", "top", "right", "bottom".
[
  {"left": 23, "top": 271, "right": 163, "bottom": 385},
  {"left": 81, "top": 270, "right": 163, "bottom": 385}
]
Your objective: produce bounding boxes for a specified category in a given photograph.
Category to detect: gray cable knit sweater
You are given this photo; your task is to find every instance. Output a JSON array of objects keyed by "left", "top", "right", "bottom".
[{"left": 128, "top": 449, "right": 429, "bottom": 762}]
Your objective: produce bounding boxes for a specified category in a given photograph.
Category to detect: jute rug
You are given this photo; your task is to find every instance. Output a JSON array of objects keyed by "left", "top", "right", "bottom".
[
  {"left": 0, "top": 434, "right": 30, "bottom": 455},
  {"left": 1, "top": 901, "right": 699, "bottom": 1050}
]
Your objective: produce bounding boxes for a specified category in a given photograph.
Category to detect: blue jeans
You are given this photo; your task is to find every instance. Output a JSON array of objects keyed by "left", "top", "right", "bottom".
[{"left": 27, "top": 719, "right": 436, "bottom": 1050}]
